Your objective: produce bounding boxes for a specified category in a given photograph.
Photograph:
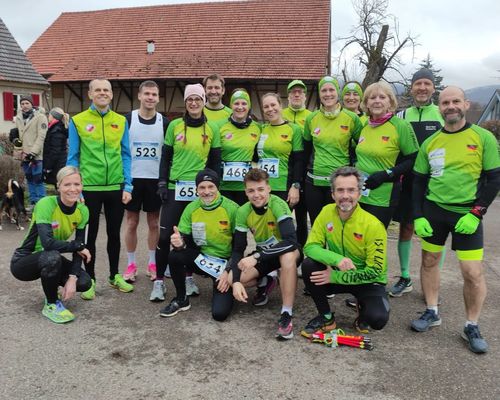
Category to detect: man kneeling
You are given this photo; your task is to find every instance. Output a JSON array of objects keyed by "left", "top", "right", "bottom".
[
  {"left": 301, "top": 166, "right": 389, "bottom": 337},
  {"left": 230, "top": 168, "right": 301, "bottom": 340},
  {"left": 160, "top": 169, "right": 239, "bottom": 321}
]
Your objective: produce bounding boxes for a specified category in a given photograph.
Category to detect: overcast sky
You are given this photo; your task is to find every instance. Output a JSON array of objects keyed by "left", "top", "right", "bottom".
[{"left": 2, "top": 0, "right": 499, "bottom": 90}]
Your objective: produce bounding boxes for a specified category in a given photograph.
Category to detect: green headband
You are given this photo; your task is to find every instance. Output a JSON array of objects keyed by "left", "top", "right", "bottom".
[
  {"left": 342, "top": 82, "right": 363, "bottom": 99},
  {"left": 230, "top": 90, "right": 251, "bottom": 108},
  {"left": 318, "top": 76, "right": 340, "bottom": 93}
]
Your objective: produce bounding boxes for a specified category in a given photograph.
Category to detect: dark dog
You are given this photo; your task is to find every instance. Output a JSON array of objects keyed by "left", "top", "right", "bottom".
[{"left": 0, "top": 179, "right": 29, "bottom": 231}]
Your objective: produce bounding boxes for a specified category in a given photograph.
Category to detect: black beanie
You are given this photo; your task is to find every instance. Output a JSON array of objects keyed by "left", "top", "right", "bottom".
[
  {"left": 195, "top": 168, "right": 220, "bottom": 188},
  {"left": 411, "top": 68, "right": 435, "bottom": 86},
  {"left": 20, "top": 95, "right": 34, "bottom": 105}
]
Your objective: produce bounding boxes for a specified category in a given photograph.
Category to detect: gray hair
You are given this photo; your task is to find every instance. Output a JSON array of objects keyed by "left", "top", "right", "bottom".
[{"left": 330, "top": 166, "right": 363, "bottom": 192}]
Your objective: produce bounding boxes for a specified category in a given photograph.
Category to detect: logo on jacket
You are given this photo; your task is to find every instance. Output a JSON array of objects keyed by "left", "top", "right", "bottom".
[
  {"left": 176, "top": 134, "right": 184, "bottom": 142},
  {"left": 225, "top": 133, "right": 233, "bottom": 140},
  {"left": 86, "top": 124, "right": 95, "bottom": 132},
  {"left": 219, "top": 220, "right": 229, "bottom": 227},
  {"left": 353, "top": 232, "right": 363, "bottom": 241},
  {"left": 313, "top": 127, "right": 321, "bottom": 136},
  {"left": 51, "top": 221, "right": 60, "bottom": 229},
  {"left": 381, "top": 136, "right": 390, "bottom": 142},
  {"left": 251, "top": 133, "right": 258, "bottom": 140},
  {"left": 467, "top": 144, "right": 478, "bottom": 151},
  {"left": 326, "top": 222, "right": 334, "bottom": 232},
  {"left": 358, "top": 136, "right": 365, "bottom": 144},
  {"left": 267, "top": 221, "right": 276, "bottom": 228},
  {"left": 340, "top": 125, "right": 349, "bottom": 131},
  {"left": 111, "top": 124, "right": 119, "bottom": 130},
  {"left": 280, "top": 134, "right": 289, "bottom": 140}
]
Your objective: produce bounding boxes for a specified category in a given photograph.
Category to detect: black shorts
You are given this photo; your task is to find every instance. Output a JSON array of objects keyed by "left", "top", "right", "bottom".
[
  {"left": 392, "top": 175, "right": 413, "bottom": 224},
  {"left": 359, "top": 203, "right": 394, "bottom": 229},
  {"left": 254, "top": 250, "right": 303, "bottom": 278},
  {"left": 423, "top": 200, "right": 483, "bottom": 251},
  {"left": 125, "top": 178, "right": 162, "bottom": 212}
]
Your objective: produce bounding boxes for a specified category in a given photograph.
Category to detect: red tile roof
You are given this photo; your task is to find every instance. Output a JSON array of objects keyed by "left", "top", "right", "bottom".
[{"left": 26, "top": 0, "right": 330, "bottom": 82}]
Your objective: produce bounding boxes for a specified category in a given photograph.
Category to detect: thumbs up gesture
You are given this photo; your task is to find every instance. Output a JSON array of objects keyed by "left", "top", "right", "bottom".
[{"left": 171, "top": 226, "right": 185, "bottom": 249}]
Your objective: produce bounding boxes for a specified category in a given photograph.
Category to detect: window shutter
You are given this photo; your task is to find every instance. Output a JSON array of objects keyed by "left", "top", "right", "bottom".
[
  {"left": 31, "top": 93, "right": 40, "bottom": 107},
  {"left": 3, "top": 91, "right": 14, "bottom": 121}
]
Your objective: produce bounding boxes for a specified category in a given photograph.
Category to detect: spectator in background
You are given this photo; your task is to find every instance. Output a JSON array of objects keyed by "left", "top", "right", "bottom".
[{"left": 43, "top": 107, "right": 69, "bottom": 189}]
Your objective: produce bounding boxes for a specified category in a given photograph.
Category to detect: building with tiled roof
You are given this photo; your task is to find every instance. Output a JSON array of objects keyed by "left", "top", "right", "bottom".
[
  {"left": 26, "top": 0, "right": 331, "bottom": 118},
  {"left": 0, "top": 18, "right": 49, "bottom": 134}
]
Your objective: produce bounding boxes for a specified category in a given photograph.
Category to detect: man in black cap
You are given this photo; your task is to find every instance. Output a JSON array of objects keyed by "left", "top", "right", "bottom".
[
  {"left": 159, "top": 168, "right": 240, "bottom": 320},
  {"left": 14, "top": 95, "right": 48, "bottom": 206},
  {"left": 389, "top": 68, "right": 445, "bottom": 297}
]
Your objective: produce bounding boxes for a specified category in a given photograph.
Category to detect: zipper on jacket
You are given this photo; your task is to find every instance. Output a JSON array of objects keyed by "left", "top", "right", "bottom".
[{"left": 100, "top": 113, "right": 109, "bottom": 186}]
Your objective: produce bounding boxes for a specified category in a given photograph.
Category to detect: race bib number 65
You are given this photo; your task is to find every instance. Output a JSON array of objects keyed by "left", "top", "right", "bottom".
[{"left": 175, "top": 181, "right": 197, "bottom": 201}]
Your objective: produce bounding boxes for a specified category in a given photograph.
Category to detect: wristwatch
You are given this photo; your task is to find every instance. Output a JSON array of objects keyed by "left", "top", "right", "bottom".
[
  {"left": 386, "top": 169, "right": 394, "bottom": 179},
  {"left": 252, "top": 252, "right": 261, "bottom": 261},
  {"left": 292, "top": 182, "right": 301, "bottom": 189},
  {"left": 470, "top": 205, "right": 487, "bottom": 218}
]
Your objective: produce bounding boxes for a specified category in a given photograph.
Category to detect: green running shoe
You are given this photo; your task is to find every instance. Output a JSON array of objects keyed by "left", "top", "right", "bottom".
[
  {"left": 80, "top": 278, "right": 96, "bottom": 300},
  {"left": 42, "top": 300, "right": 75, "bottom": 324},
  {"left": 109, "top": 274, "right": 134, "bottom": 293}
]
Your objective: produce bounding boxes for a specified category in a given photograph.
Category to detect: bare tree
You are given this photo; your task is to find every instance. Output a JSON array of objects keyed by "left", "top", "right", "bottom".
[{"left": 336, "top": 0, "right": 418, "bottom": 88}]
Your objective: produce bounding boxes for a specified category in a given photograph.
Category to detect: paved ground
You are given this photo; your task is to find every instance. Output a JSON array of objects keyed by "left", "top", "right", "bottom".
[{"left": 1, "top": 200, "right": 499, "bottom": 400}]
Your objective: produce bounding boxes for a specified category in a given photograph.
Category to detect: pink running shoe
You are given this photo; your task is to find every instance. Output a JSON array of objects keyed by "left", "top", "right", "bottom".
[
  {"left": 147, "top": 263, "right": 157, "bottom": 281},
  {"left": 123, "top": 262, "right": 137, "bottom": 282}
]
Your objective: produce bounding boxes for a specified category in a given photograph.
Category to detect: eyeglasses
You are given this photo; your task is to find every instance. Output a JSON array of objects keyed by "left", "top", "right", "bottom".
[{"left": 186, "top": 97, "right": 203, "bottom": 104}]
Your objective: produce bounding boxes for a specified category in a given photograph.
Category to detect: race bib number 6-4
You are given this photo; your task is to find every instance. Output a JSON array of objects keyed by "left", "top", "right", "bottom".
[
  {"left": 222, "top": 162, "right": 251, "bottom": 182},
  {"left": 132, "top": 141, "right": 159, "bottom": 160},
  {"left": 258, "top": 158, "right": 279, "bottom": 178},
  {"left": 175, "top": 181, "right": 198, "bottom": 201},
  {"left": 194, "top": 254, "right": 227, "bottom": 278}
]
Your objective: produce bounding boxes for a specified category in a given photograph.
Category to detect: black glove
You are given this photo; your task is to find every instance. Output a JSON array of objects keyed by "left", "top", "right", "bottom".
[
  {"left": 9, "top": 128, "right": 19, "bottom": 143},
  {"left": 157, "top": 181, "right": 168, "bottom": 203},
  {"left": 364, "top": 170, "right": 390, "bottom": 190},
  {"left": 24, "top": 153, "right": 36, "bottom": 162}
]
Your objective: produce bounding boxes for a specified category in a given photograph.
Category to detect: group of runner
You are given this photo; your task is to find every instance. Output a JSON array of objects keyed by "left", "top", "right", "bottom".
[{"left": 10, "top": 71, "right": 499, "bottom": 354}]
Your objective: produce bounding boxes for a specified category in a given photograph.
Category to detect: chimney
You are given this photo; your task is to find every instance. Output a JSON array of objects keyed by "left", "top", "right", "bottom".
[{"left": 147, "top": 40, "right": 155, "bottom": 54}]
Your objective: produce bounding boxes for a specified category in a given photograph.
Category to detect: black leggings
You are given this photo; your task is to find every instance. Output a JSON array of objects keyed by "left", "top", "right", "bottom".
[
  {"left": 359, "top": 203, "right": 394, "bottom": 229},
  {"left": 156, "top": 189, "right": 189, "bottom": 279},
  {"left": 305, "top": 181, "right": 332, "bottom": 225},
  {"left": 302, "top": 258, "right": 390, "bottom": 330},
  {"left": 11, "top": 251, "right": 92, "bottom": 303},
  {"left": 169, "top": 247, "right": 233, "bottom": 321},
  {"left": 83, "top": 190, "right": 124, "bottom": 280}
]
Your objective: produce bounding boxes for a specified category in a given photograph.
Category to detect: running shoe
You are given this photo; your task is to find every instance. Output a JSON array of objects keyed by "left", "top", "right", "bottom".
[
  {"left": 276, "top": 311, "right": 293, "bottom": 340},
  {"left": 164, "top": 265, "right": 171, "bottom": 278},
  {"left": 354, "top": 317, "right": 370, "bottom": 334},
  {"left": 80, "top": 279, "right": 96, "bottom": 300},
  {"left": 186, "top": 276, "right": 200, "bottom": 296},
  {"left": 410, "top": 309, "right": 441, "bottom": 332},
  {"left": 123, "top": 262, "right": 137, "bottom": 282},
  {"left": 300, "top": 314, "right": 336, "bottom": 338},
  {"left": 150, "top": 280, "right": 166, "bottom": 302},
  {"left": 462, "top": 324, "right": 488, "bottom": 354},
  {"left": 345, "top": 297, "right": 357, "bottom": 309},
  {"left": 42, "top": 300, "right": 75, "bottom": 324},
  {"left": 252, "top": 276, "right": 277, "bottom": 306},
  {"left": 147, "top": 263, "right": 157, "bottom": 281},
  {"left": 160, "top": 297, "right": 191, "bottom": 317},
  {"left": 109, "top": 274, "right": 134, "bottom": 293},
  {"left": 388, "top": 277, "right": 413, "bottom": 297}
]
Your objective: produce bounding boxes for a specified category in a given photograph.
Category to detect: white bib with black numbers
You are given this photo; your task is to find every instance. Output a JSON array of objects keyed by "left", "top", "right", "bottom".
[{"left": 129, "top": 110, "right": 164, "bottom": 179}]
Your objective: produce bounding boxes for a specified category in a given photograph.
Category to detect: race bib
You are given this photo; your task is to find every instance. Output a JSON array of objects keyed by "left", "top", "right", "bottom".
[
  {"left": 222, "top": 162, "right": 251, "bottom": 182},
  {"left": 132, "top": 141, "right": 160, "bottom": 160},
  {"left": 428, "top": 148, "right": 445, "bottom": 177},
  {"left": 192, "top": 222, "right": 207, "bottom": 246},
  {"left": 194, "top": 253, "right": 227, "bottom": 278},
  {"left": 175, "top": 181, "right": 197, "bottom": 201},
  {"left": 256, "top": 235, "right": 279, "bottom": 250},
  {"left": 360, "top": 172, "right": 370, "bottom": 197},
  {"left": 258, "top": 158, "right": 279, "bottom": 178}
]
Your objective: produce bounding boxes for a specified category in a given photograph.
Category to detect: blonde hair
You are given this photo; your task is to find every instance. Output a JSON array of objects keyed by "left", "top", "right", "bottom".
[
  {"left": 361, "top": 81, "right": 398, "bottom": 116},
  {"left": 50, "top": 107, "right": 70, "bottom": 129},
  {"left": 56, "top": 166, "right": 81, "bottom": 187}
]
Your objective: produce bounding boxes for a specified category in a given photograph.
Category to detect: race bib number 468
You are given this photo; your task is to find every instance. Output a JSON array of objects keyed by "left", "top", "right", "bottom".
[{"left": 222, "top": 162, "right": 251, "bottom": 182}]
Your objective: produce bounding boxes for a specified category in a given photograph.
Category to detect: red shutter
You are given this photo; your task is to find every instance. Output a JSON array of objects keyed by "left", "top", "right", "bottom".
[
  {"left": 31, "top": 93, "right": 40, "bottom": 107},
  {"left": 3, "top": 91, "right": 14, "bottom": 121}
]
